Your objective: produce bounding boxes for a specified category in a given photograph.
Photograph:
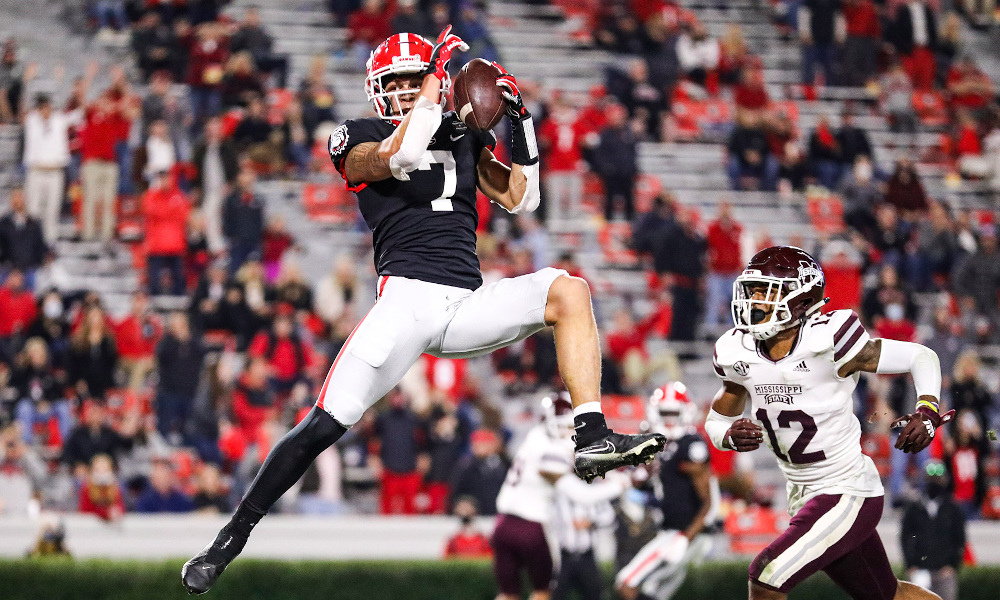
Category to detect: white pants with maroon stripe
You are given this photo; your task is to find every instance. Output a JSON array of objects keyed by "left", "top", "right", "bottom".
[
  {"left": 616, "top": 530, "right": 712, "bottom": 599},
  {"left": 317, "top": 268, "right": 566, "bottom": 426}
]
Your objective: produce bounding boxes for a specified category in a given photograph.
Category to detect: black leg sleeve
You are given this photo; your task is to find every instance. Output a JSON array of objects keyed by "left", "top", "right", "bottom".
[{"left": 240, "top": 406, "right": 349, "bottom": 515}]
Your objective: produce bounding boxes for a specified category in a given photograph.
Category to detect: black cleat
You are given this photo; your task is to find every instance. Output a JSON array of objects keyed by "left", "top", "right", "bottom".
[
  {"left": 574, "top": 430, "right": 667, "bottom": 483},
  {"left": 181, "top": 530, "right": 246, "bottom": 595}
]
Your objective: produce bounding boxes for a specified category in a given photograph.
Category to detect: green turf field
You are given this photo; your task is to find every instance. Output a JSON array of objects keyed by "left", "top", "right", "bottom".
[{"left": 2, "top": 560, "right": 999, "bottom": 600}]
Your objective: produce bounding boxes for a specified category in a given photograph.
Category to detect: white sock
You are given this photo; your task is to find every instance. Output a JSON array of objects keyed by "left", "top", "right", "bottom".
[{"left": 572, "top": 401, "right": 603, "bottom": 417}]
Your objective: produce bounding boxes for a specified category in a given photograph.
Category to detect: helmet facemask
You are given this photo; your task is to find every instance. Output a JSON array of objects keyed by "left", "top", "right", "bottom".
[
  {"left": 731, "top": 269, "right": 823, "bottom": 341},
  {"left": 364, "top": 36, "right": 451, "bottom": 123}
]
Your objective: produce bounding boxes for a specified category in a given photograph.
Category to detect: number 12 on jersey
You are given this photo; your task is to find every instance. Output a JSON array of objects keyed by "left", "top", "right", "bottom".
[
  {"left": 416, "top": 150, "right": 456, "bottom": 212},
  {"left": 756, "top": 409, "right": 827, "bottom": 465}
]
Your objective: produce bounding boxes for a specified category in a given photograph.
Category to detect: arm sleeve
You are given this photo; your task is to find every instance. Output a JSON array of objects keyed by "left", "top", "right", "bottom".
[
  {"left": 705, "top": 409, "right": 739, "bottom": 451},
  {"left": 539, "top": 450, "right": 573, "bottom": 477},
  {"left": 555, "top": 472, "right": 626, "bottom": 504},
  {"left": 875, "top": 339, "right": 941, "bottom": 401},
  {"left": 388, "top": 96, "right": 443, "bottom": 181}
]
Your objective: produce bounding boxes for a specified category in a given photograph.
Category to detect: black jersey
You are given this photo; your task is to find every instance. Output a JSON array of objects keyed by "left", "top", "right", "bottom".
[
  {"left": 657, "top": 432, "right": 710, "bottom": 531},
  {"left": 328, "top": 112, "right": 496, "bottom": 290}
]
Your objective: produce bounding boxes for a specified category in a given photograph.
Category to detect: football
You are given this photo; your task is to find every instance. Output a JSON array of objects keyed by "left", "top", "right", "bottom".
[{"left": 452, "top": 58, "right": 506, "bottom": 131}]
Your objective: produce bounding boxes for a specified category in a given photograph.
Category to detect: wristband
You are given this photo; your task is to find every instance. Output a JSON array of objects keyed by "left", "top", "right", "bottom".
[{"left": 509, "top": 114, "right": 538, "bottom": 166}]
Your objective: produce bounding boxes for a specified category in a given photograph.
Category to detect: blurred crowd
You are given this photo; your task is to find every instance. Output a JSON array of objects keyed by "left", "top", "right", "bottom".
[{"left": 0, "top": 0, "right": 998, "bottom": 534}]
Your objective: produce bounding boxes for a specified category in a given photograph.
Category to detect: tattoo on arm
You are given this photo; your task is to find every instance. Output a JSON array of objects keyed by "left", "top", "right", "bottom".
[
  {"left": 344, "top": 142, "right": 391, "bottom": 184},
  {"left": 839, "top": 339, "right": 882, "bottom": 378}
]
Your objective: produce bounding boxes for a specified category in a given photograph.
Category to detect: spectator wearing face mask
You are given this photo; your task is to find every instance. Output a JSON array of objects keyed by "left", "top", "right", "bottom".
[
  {"left": 443, "top": 496, "right": 493, "bottom": 558},
  {"left": 901, "top": 460, "right": 966, "bottom": 600}
]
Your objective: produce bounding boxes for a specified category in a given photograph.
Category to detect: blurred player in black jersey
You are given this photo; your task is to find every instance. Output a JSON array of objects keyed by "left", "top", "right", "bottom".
[
  {"left": 616, "top": 382, "right": 718, "bottom": 600},
  {"left": 181, "top": 27, "right": 665, "bottom": 595}
]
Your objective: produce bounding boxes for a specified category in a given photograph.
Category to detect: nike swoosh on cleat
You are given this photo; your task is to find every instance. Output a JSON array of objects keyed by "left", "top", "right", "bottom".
[{"left": 580, "top": 440, "right": 615, "bottom": 454}]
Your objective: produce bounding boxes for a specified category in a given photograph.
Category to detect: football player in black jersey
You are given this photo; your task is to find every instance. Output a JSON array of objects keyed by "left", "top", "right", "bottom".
[
  {"left": 181, "top": 27, "right": 665, "bottom": 595},
  {"left": 616, "top": 382, "right": 717, "bottom": 600}
]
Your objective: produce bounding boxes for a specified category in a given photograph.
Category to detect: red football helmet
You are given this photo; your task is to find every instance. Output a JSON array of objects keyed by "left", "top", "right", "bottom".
[
  {"left": 365, "top": 33, "right": 449, "bottom": 122},
  {"left": 731, "top": 246, "right": 827, "bottom": 340},
  {"left": 541, "top": 392, "right": 575, "bottom": 439},
  {"left": 646, "top": 381, "right": 696, "bottom": 439}
]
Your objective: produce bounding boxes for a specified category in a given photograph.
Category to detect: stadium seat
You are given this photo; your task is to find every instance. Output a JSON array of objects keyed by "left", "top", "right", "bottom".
[
  {"left": 982, "top": 485, "right": 1000, "bottom": 520},
  {"left": 860, "top": 433, "right": 892, "bottom": 478},
  {"left": 601, "top": 395, "right": 645, "bottom": 434},
  {"left": 912, "top": 90, "right": 948, "bottom": 128},
  {"left": 725, "top": 504, "right": 789, "bottom": 555},
  {"left": 597, "top": 222, "right": 638, "bottom": 267},
  {"left": 268, "top": 88, "right": 294, "bottom": 125},
  {"left": 806, "top": 191, "right": 844, "bottom": 234},
  {"left": 303, "top": 180, "right": 357, "bottom": 224}
]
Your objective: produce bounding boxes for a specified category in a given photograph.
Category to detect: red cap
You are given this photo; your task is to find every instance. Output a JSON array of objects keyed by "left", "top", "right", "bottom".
[{"left": 470, "top": 429, "right": 498, "bottom": 446}]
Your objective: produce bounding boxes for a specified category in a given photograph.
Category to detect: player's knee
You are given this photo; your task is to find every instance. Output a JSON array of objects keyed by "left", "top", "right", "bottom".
[
  {"left": 616, "top": 584, "right": 639, "bottom": 600},
  {"left": 749, "top": 580, "right": 786, "bottom": 600},
  {"left": 546, "top": 275, "right": 591, "bottom": 322},
  {"left": 894, "top": 580, "right": 941, "bottom": 600}
]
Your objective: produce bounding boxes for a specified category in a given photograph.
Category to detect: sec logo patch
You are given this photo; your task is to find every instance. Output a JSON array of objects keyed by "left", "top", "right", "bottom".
[
  {"left": 329, "top": 124, "right": 349, "bottom": 157},
  {"left": 733, "top": 361, "right": 750, "bottom": 376}
]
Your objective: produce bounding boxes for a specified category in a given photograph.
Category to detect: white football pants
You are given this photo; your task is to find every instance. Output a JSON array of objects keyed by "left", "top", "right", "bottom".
[{"left": 316, "top": 268, "right": 567, "bottom": 425}]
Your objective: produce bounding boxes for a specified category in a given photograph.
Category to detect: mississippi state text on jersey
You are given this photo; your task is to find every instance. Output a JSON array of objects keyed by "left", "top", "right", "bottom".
[
  {"left": 329, "top": 113, "right": 496, "bottom": 290},
  {"left": 713, "top": 309, "right": 883, "bottom": 507}
]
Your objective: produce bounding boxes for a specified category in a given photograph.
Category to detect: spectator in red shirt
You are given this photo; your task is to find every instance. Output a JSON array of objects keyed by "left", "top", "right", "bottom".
[
  {"left": 231, "top": 357, "right": 278, "bottom": 442},
  {"left": 0, "top": 269, "right": 37, "bottom": 356},
  {"left": 347, "top": 0, "right": 393, "bottom": 72},
  {"left": 605, "top": 308, "right": 661, "bottom": 391},
  {"left": 702, "top": 202, "right": 742, "bottom": 333},
  {"left": 733, "top": 66, "right": 770, "bottom": 122},
  {"left": 144, "top": 170, "right": 192, "bottom": 296},
  {"left": 80, "top": 94, "right": 130, "bottom": 242},
  {"left": 247, "top": 309, "right": 316, "bottom": 394},
  {"left": 114, "top": 291, "right": 162, "bottom": 390},
  {"left": 947, "top": 56, "right": 994, "bottom": 119},
  {"left": 184, "top": 22, "right": 229, "bottom": 124},
  {"left": 78, "top": 454, "right": 125, "bottom": 521},
  {"left": 261, "top": 215, "right": 294, "bottom": 283},
  {"left": 443, "top": 496, "right": 493, "bottom": 558},
  {"left": 947, "top": 411, "right": 984, "bottom": 518},
  {"left": 577, "top": 85, "right": 610, "bottom": 135},
  {"left": 538, "top": 97, "right": 588, "bottom": 227},
  {"left": 841, "top": 0, "right": 881, "bottom": 86},
  {"left": 820, "top": 239, "right": 863, "bottom": 312}
]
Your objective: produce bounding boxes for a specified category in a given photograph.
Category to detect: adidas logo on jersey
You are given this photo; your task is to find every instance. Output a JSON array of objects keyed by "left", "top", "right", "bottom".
[{"left": 793, "top": 361, "right": 810, "bottom": 372}]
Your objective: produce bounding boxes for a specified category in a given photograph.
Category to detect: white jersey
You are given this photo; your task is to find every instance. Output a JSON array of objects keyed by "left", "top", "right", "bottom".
[
  {"left": 713, "top": 310, "right": 883, "bottom": 512},
  {"left": 496, "top": 425, "right": 575, "bottom": 524}
]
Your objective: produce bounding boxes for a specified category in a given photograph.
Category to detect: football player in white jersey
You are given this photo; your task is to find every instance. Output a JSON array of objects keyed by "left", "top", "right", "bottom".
[
  {"left": 493, "top": 393, "right": 626, "bottom": 600},
  {"left": 703, "top": 246, "right": 954, "bottom": 600}
]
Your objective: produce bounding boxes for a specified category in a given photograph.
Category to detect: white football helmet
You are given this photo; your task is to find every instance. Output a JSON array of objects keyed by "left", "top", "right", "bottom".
[
  {"left": 645, "top": 381, "right": 696, "bottom": 439},
  {"left": 541, "top": 392, "right": 575, "bottom": 439}
]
